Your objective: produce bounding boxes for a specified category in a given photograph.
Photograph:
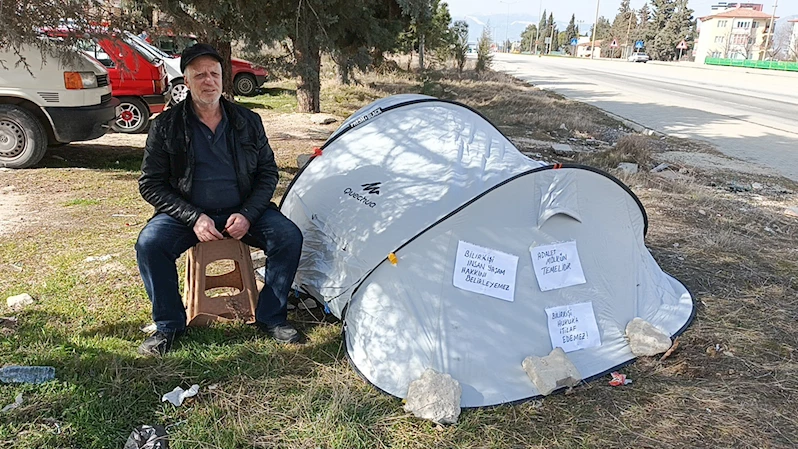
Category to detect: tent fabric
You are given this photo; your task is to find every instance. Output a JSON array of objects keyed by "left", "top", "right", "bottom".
[{"left": 280, "top": 94, "right": 694, "bottom": 407}]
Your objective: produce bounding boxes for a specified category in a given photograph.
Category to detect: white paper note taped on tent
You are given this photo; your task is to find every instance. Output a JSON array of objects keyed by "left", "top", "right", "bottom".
[
  {"left": 530, "top": 241, "right": 587, "bottom": 292},
  {"left": 545, "top": 302, "right": 602, "bottom": 353},
  {"left": 452, "top": 240, "right": 519, "bottom": 302}
]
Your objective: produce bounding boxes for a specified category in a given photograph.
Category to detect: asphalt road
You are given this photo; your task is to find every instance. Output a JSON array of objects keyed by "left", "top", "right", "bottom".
[{"left": 491, "top": 53, "right": 798, "bottom": 182}]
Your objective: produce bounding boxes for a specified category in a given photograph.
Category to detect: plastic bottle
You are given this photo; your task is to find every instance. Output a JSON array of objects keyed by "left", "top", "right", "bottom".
[{"left": 0, "top": 366, "right": 56, "bottom": 384}]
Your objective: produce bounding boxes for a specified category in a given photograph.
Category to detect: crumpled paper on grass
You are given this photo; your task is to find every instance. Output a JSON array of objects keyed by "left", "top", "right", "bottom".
[
  {"left": 123, "top": 424, "right": 168, "bottom": 449},
  {"left": 1, "top": 393, "right": 23, "bottom": 412},
  {"left": 161, "top": 384, "right": 199, "bottom": 406}
]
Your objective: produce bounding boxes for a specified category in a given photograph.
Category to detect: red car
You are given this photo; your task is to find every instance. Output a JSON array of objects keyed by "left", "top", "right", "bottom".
[
  {"left": 80, "top": 35, "right": 168, "bottom": 133},
  {"left": 149, "top": 35, "right": 267, "bottom": 99}
]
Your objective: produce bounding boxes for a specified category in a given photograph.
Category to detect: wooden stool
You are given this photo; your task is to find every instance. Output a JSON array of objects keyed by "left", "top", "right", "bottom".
[{"left": 183, "top": 239, "right": 258, "bottom": 326}]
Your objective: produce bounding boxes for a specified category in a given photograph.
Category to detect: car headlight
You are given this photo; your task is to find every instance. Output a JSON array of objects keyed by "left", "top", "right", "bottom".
[{"left": 64, "top": 72, "right": 98, "bottom": 89}]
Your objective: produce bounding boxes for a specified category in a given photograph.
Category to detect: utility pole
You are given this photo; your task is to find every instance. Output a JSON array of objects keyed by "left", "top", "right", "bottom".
[
  {"left": 533, "top": 0, "right": 543, "bottom": 55},
  {"left": 762, "top": 0, "right": 778, "bottom": 60},
  {"left": 624, "top": 8, "right": 634, "bottom": 59},
  {"left": 590, "top": 0, "right": 600, "bottom": 59},
  {"left": 499, "top": 0, "right": 517, "bottom": 53}
]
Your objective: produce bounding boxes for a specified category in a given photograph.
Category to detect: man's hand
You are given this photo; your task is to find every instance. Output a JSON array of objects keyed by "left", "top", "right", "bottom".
[
  {"left": 193, "top": 214, "right": 224, "bottom": 242},
  {"left": 224, "top": 213, "right": 250, "bottom": 240}
]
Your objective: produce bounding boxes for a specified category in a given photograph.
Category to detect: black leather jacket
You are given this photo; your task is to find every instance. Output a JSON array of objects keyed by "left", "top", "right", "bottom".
[{"left": 139, "top": 94, "right": 279, "bottom": 227}]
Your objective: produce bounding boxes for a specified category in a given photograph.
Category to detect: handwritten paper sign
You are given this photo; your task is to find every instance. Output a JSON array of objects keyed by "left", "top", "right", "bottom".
[
  {"left": 453, "top": 240, "right": 519, "bottom": 302},
  {"left": 530, "top": 241, "right": 586, "bottom": 292},
  {"left": 545, "top": 302, "right": 602, "bottom": 353}
]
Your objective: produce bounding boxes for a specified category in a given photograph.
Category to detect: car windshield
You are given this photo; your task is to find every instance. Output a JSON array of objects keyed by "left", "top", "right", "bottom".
[
  {"left": 125, "top": 32, "right": 173, "bottom": 60},
  {"left": 123, "top": 33, "right": 162, "bottom": 65}
]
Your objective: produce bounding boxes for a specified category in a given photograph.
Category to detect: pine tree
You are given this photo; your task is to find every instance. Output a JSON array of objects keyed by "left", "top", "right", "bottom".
[
  {"left": 610, "top": 0, "right": 637, "bottom": 58},
  {"left": 637, "top": 2, "right": 652, "bottom": 46},
  {"left": 649, "top": 0, "right": 677, "bottom": 60},
  {"left": 538, "top": 9, "right": 548, "bottom": 50},
  {"left": 672, "top": 0, "right": 697, "bottom": 58},
  {"left": 560, "top": 14, "right": 579, "bottom": 52},
  {"left": 476, "top": 25, "right": 493, "bottom": 72},
  {"left": 546, "top": 12, "right": 558, "bottom": 52}
]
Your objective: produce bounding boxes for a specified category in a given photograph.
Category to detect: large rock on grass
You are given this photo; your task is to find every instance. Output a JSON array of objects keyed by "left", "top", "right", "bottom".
[
  {"left": 6, "top": 293, "right": 34, "bottom": 311},
  {"left": 403, "top": 369, "right": 462, "bottom": 424},
  {"left": 522, "top": 347, "right": 581, "bottom": 396},
  {"left": 626, "top": 317, "right": 672, "bottom": 356}
]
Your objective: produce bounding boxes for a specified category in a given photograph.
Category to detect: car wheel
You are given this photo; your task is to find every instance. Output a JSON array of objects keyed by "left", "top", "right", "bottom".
[
  {"left": 0, "top": 105, "right": 47, "bottom": 169},
  {"left": 112, "top": 97, "right": 150, "bottom": 134},
  {"left": 234, "top": 73, "right": 258, "bottom": 96},
  {"left": 169, "top": 79, "right": 189, "bottom": 105}
]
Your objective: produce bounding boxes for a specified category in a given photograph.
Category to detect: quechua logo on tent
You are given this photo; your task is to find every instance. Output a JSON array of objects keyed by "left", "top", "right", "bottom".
[
  {"left": 343, "top": 182, "right": 381, "bottom": 208},
  {"left": 361, "top": 182, "right": 381, "bottom": 195}
]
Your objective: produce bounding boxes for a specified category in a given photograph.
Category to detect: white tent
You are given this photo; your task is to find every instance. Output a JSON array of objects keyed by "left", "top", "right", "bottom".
[{"left": 280, "top": 94, "right": 694, "bottom": 407}]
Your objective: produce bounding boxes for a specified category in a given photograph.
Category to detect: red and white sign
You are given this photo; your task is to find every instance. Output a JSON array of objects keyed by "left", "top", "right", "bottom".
[
  {"left": 610, "top": 39, "right": 618, "bottom": 48},
  {"left": 676, "top": 40, "right": 688, "bottom": 49}
]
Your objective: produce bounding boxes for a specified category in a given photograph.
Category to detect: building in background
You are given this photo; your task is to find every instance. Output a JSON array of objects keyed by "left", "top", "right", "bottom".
[{"left": 695, "top": 7, "right": 777, "bottom": 63}]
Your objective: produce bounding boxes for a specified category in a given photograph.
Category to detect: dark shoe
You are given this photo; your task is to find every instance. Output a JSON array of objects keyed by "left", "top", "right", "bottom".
[
  {"left": 257, "top": 321, "right": 300, "bottom": 343},
  {"left": 138, "top": 330, "right": 183, "bottom": 356}
]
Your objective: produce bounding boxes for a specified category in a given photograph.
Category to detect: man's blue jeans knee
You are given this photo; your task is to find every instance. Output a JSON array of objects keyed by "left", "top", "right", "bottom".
[{"left": 135, "top": 209, "right": 303, "bottom": 332}]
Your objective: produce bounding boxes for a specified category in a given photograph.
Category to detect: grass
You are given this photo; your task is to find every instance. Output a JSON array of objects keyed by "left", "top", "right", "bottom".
[{"left": 2, "top": 62, "right": 798, "bottom": 448}]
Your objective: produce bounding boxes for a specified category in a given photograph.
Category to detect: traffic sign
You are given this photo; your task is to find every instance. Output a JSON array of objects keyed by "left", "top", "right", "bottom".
[
  {"left": 544, "top": 37, "right": 552, "bottom": 44},
  {"left": 635, "top": 40, "right": 644, "bottom": 49},
  {"left": 676, "top": 39, "right": 688, "bottom": 49},
  {"left": 610, "top": 39, "right": 618, "bottom": 48},
  {"left": 570, "top": 38, "right": 579, "bottom": 46}
]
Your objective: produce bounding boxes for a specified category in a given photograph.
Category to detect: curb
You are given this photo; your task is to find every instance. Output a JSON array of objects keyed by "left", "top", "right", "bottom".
[{"left": 598, "top": 109, "right": 665, "bottom": 138}]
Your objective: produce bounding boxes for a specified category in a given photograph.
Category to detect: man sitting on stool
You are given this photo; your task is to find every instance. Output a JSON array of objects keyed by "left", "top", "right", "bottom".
[{"left": 135, "top": 43, "right": 303, "bottom": 356}]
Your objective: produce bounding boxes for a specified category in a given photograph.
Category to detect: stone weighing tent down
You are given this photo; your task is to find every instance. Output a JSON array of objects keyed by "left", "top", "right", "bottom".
[{"left": 280, "top": 94, "right": 694, "bottom": 407}]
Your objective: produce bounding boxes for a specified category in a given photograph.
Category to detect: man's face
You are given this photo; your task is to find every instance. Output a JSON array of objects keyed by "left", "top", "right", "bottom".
[{"left": 185, "top": 56, "right": 223, "bottom": 106}]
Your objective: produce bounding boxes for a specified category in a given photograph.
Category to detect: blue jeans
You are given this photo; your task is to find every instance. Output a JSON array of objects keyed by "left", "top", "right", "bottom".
[{"left": 135, "top": 208, "right": 303, "bottom": 332}]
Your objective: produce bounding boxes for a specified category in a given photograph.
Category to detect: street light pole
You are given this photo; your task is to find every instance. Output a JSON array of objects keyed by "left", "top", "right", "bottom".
[
  {"left": 499, "top": 0, "right": 517, "bottom": 53},
  {"left": 590, "top": 0, "right": 600, "bottom": 59},
  {"left": 762, "top": 0, "right": 778, "bottom": 60},
  {"left": 533, "top": 0, "right": 542, "bottom": 55}
]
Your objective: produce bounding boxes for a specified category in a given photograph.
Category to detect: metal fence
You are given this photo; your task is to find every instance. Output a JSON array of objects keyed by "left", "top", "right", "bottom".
[{"left": 704, "top": 58, "right": 798, "bottom": 72}]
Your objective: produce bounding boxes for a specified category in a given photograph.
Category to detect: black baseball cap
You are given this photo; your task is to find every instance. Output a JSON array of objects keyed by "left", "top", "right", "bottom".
[{"left": 180, "top": 43, "right": 224, "bottom": 73}]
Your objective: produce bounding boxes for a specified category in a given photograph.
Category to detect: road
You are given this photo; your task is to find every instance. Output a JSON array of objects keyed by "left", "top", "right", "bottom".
[{"left": 491, "top": 54, "right": 798, "bottom": 182}]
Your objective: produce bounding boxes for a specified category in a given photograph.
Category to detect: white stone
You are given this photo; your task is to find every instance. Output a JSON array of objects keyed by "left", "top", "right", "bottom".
[
  {"left": 309, "top": 114, "right": 337, "bottom": 125},
  {"left": 6, "top": 293, "right": 34, "bottom": 311},
  {"left": 522, "top": 347, "right": 581, "bottom": 396},
  {"left": 626, "top": 317, "right": 672, "bottom": 356},
  {"left": 403, "top": 369, "right": 462, "bottom": 424},
  {"left": 617, "top": 162, "right": 639, "bottom": 174},
  {"left": 650, "top": 163, "right": 670, "bottom": 173},
  {"left": 84, "top": 254, "right": 112, "bottom": 263}
]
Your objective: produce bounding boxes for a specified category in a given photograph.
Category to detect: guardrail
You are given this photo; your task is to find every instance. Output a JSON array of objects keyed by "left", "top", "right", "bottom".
[{"left": 704, "top": 58, "right": 798, "bottom": 72}]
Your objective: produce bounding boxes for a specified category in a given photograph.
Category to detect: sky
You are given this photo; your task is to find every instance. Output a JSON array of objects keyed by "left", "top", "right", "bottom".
[
  {"left": 443, "top": 0, "right": 797, "bottom": 44},
  {"left": 444, "top": 0, "right": 796, "bottom": 28}
]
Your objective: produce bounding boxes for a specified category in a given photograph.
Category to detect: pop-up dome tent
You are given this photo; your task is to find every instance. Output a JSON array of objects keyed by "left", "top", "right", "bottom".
[{"left": 280, "top": 94, "right": 694, "bottom": 407}]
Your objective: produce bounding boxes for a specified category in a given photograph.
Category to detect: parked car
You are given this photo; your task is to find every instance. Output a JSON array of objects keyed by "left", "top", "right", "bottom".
[
  {"left": 146, "top": 35, "right": 268, "bottom": 100},
  {"left": 0, "top": 43, "right": 119, "bottom": 168},
  {"left": 628, "top": 52, "right": 650, "bottom": 63},
  {"left": 78, "top": 34, "right": 168, "bottom": 133}
]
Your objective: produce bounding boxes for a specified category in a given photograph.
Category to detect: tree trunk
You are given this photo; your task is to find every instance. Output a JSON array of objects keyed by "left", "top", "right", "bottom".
[
  {"left": 209, "top": 39, "right": 234, "bottom": 101},
  {"left": 293, "top": 14, "right": 320, "bottom": 113},
  {"left": 418, "top": 33, "right": 425, "bottom": 70},
  {"left": 334, "top": 50, "right": 351, "bottom": 85}
]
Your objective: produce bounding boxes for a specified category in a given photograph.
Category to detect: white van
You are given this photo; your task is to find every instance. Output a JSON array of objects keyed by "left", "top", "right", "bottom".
[{"left": 0, "top": 43, "right": 119, "bottom": 168}]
